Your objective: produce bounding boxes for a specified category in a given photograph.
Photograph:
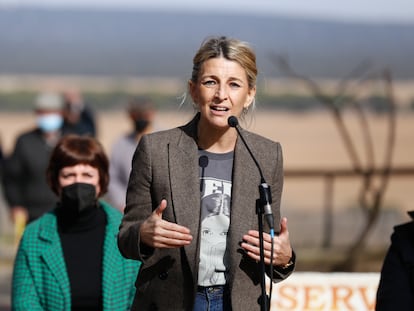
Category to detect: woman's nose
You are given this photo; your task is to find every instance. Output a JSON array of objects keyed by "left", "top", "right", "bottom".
[{"left": 215, "top": 86, "right": 228, "bottom": 100}]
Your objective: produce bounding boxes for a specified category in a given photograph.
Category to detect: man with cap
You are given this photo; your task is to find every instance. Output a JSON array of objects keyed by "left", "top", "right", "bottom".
[
  {"left": 107, "top": 96, "right": 157, "bottom": 210},
  {"left": 2, "top": 92, "right": 64, "bottom": 225}
]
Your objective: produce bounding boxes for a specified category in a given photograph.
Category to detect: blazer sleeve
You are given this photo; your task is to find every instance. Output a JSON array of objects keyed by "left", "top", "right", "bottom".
[
  {"left": 269, "top": 142, "right": 295, "bottom": 280},
  {"left": 12, "top": 245, "right": 44, "bottom": 310},
  {"left": 270, "top": 141, "right": 283, "bottom": 234},
  {"left": 118, "top": 135, "right": 155, "bottom": 262}
]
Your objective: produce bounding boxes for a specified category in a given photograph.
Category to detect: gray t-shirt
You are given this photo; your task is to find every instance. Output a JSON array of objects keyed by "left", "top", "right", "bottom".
[{"left": 198, "top": 150, "right": 233, "bottom": 286}]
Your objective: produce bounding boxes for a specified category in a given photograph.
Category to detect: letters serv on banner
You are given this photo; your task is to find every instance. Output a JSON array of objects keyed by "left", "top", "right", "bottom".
[{"left": 271, "top": 272, "right": 379, "bottom": 311}]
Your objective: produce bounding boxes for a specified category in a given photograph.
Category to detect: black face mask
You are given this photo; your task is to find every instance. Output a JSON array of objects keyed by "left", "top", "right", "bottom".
[
  {"left": 60, "top": 182, "right": 97, "bottom": 217},
  {"left": 134, "top": 119, "right": 150, "bottom": 133}
]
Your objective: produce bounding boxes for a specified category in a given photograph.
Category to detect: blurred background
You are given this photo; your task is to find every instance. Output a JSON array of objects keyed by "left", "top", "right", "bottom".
[{"left": 0, "top": 0, "right": 413, "bottom": 309}]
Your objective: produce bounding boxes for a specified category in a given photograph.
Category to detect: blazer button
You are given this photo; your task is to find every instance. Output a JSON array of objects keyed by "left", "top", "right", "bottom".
[{"left": 159, "top": 271, "right": 168, "bottom": 280}]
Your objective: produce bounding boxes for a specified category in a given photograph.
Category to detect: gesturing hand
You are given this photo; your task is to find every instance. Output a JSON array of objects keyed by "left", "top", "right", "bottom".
[
  {"left": 140, "top": 199, "right": 193, "bottom": 248},
  {"left": 241, "top": 217, "right": 293, "bottom": 266}
]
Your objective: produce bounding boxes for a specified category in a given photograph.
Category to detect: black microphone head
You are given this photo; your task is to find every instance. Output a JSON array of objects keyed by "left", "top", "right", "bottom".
[
  {"left": 228, "top": 116, "right": 239, "bottom": 128},
  {"left": 198, "top": 155, "right": 209, "bottom": 168}
]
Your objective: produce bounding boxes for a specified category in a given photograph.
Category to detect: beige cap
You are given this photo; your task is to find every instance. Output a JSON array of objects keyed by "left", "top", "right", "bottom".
[{"left": 34, "top": 93, "right": 64, "bottom": 111}]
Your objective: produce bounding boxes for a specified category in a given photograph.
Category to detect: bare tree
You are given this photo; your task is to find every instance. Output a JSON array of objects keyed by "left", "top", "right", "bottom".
[{"left": 273, "top": 55, "right": 397, "bottom": 271}]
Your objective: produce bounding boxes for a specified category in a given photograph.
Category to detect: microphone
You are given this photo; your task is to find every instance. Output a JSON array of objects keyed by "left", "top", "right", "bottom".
[
  {"left": 228, "top": 116, "right": 275, "bottom": 232},
  {"left": 199, "top": 155, "right": 209, "bottom": 192},
  {"left": 227, "top": 115, "right": 239, "bottom": 128}
]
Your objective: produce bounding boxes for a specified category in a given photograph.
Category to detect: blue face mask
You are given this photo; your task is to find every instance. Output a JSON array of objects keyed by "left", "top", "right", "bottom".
[{"left": 37, "top": 114, "right": 63, "bottom": 132}]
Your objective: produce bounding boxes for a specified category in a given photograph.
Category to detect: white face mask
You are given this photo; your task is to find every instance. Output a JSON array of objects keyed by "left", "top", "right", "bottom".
[{"left": 37, "top": 114, "right": 63, "bottom": 132}]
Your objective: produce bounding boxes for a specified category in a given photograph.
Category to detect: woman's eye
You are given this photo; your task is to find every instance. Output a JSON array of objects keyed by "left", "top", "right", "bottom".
[
  {"left": 202, "top": 80, "right": 216, "bottom": 87},
  {"left": 230, "top": 82, "right": 241, "bottom": 88}
]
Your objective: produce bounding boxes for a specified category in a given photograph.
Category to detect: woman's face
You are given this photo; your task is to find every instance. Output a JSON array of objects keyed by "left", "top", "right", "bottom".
[
  {"left": 189, "top": 57, "right": 256, "bottom": 129},
  {"left": 58, "top": 164, "right": 100, "bottom": 196}
]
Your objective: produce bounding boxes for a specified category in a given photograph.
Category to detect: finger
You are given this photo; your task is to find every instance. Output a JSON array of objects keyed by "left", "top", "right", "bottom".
[
  {"left": 242, "top": 232, "right": 273, "bottom": 253},
  {"left": 279, "top": 217, "right": 288, "bottom": 236},
  {"left": 153, "top": 234, "right": 193, "bottom": 248},
  {"left": 240, "top": 242, "right": 272, "bottom": 265},
  {"left": 141, "top": 220, "right": 192, "bottom": 249},
  {"left": 161, "top": 220, "right": 192, "bottom": 235},
  {"left": 154, "top": 199, "right": 167, "bottom": 218},
  {"left": 151, "top": 222, "right": 193, "bottom": 248},
  {"left": 245, "top": 230, "right": 273, "bottom": 244}
]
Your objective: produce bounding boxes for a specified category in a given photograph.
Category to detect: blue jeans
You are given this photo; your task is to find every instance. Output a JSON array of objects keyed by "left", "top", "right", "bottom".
[{"left": 193, "top": 285, "right": 232, "bottom": 311}]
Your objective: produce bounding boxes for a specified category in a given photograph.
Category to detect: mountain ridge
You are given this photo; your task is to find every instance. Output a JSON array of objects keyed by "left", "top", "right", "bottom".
[{"left": 1, "top": 8, "right": 414, "bottom": 79}]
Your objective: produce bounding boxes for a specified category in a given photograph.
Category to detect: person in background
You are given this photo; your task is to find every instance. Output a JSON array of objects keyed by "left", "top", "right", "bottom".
[
  {"left": 12, "top": 134, "right": 139, "bottom": 311},
  {"left": 0, "top": 135, "right": 3, "bottom": 177},
  {"left": 62, "top": 89, "right": 96, "bottom": 137},
  {"left": 376, "top": 211, "right": 414, "bottom": 310},
  {"left": 107, "top": 96, "right": 156, "bottom": 210},
  {"left": 118, "top": 36, "right": 295, "bottom": 311},
  {"left": 2, "top": 92, "right": 64, "bottom": 225}
]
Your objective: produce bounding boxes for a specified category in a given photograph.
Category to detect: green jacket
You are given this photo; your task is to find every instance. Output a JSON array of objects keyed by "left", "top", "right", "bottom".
[{"left": 12, "top": 201, "right": 140, "bottom": 311}]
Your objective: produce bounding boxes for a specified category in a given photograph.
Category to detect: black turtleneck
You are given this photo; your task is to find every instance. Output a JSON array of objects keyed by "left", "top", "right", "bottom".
[{"left": 58, "top": 204, "right": 106, "bottom": 311}]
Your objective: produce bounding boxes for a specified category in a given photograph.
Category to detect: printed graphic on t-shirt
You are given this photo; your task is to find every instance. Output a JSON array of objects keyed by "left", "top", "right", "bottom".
[{"left": 198, "top": 177, "right": 231, "bottom": 286}]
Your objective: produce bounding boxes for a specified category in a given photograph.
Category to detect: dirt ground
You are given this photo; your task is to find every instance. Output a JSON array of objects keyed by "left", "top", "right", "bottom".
[{"left": 2, "top": 109, "right": 413, "bottom": 167}]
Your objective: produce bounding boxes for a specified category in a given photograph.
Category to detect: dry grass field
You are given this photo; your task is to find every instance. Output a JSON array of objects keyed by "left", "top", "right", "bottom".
[
  {"left": 1, "top": 109, "right": 413, "bottom": 269},
  {"left": 2, "top": 110, "right": 412, "bottom": 168}
]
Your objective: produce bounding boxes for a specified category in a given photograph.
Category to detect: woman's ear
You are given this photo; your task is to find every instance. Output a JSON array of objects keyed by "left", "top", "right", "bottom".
[
  {"left": 244, "top": 86, "right": 256, "bottom": 109},
  {"left": 188, "top": 80, "right": 197, "bottom": 104}
]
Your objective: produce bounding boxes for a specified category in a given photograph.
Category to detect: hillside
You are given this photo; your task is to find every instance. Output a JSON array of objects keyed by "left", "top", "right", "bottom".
[{"left": 1, "top": 8, "right": 414, "bottom": 79}]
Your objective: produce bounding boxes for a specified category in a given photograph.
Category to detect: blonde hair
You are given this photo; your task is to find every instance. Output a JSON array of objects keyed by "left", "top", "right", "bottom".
[{"left": 191, "top": 36, "right": 257, "bottom": 90}]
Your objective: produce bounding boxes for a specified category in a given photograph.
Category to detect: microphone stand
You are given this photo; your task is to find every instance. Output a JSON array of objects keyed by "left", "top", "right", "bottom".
[
  {"left": 257, "top": 181, "right": 272, "bottom": 311},
  {"left": 257, "top": 197, "right": 268, "bottom": 311},
  {"left": 228, "top": 116, "right": 272, "bottom": 311}
]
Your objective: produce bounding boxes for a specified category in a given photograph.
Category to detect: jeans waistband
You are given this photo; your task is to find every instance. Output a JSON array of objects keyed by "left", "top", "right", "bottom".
[{"left": 197, "top": 285, "right": 225, "bottom": 293}]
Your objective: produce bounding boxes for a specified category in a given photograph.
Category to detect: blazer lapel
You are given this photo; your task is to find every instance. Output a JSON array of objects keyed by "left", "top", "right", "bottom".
[
  {"left": 229, "top": 133, "right": 262, "bottom": 269},
  {"left": 101, "top": 208, "right": 118, "bottom": 310},
  {"left": 169, "top": 136, "right": 201, "bottom": 278},
  {"left": 168, "top": 117, "right": 201, "bottom": 278},
  {"left": 39, "top": 215, "right": 71, "bottom": 307}
]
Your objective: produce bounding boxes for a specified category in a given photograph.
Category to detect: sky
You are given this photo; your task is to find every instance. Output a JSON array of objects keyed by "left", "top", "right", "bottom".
[{"left": 1, "top": 0, "right": 414, "bottom": 23}]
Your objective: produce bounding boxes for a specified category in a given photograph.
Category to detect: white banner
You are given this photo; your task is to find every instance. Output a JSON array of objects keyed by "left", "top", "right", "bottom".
[{"left": 271, "top": 272, "right": 380, "bottom": 311}]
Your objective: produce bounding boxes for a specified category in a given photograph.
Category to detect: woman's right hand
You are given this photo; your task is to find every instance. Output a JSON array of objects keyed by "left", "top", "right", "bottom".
[{"left": 139, "top": 199, "right": 193, "bottom": 248}]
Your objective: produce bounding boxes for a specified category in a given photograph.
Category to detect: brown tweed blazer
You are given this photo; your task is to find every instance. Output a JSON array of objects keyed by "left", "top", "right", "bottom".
[{"left": 118, "top": 114, "right": 293, "bottom": 311}]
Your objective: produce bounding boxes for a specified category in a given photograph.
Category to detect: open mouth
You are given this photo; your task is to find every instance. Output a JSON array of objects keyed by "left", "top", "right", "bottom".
[{"left": 211, "top": 106, "right": 229, "bottom": 112}]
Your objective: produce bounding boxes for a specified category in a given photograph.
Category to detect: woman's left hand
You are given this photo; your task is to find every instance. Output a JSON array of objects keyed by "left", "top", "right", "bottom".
[{"left": 241, "top": 217, "right": 292, "bottom": 267}]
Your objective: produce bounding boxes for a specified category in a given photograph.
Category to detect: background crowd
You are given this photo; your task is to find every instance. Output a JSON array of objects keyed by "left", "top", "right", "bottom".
[
  {"left": 1, "top": 90, "right": 156, "bottom": 227},
  {"left": 0, "top": 90, "right": 157, "bottom": 310}
]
